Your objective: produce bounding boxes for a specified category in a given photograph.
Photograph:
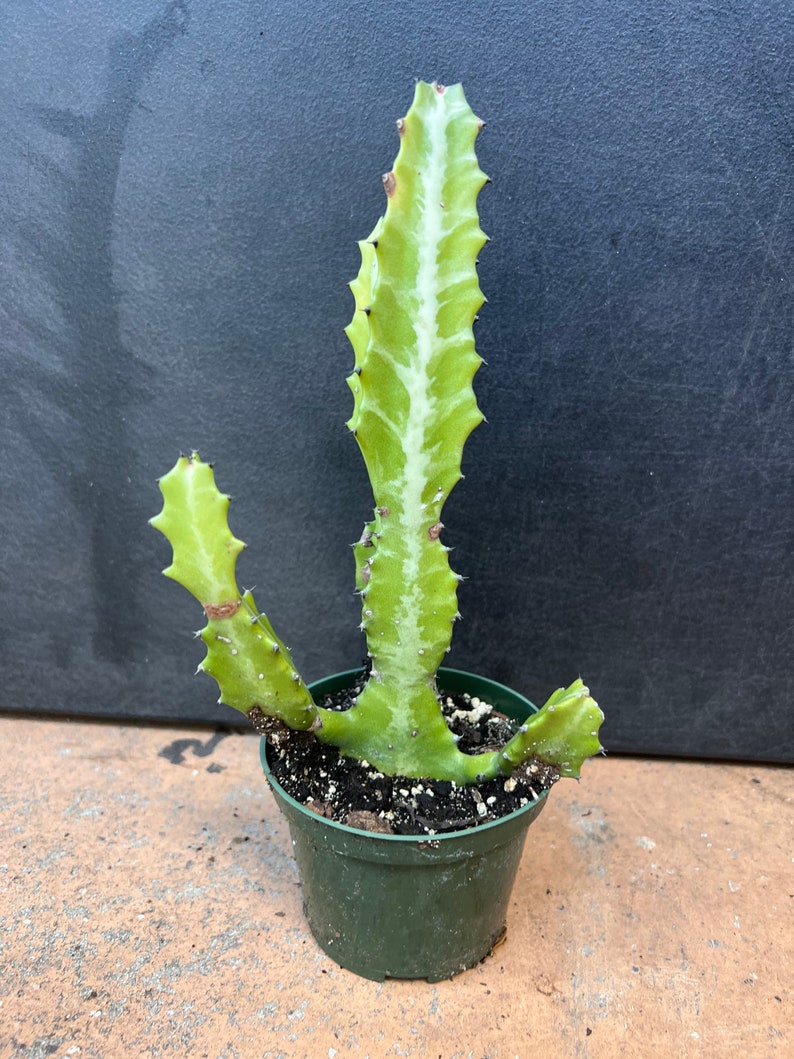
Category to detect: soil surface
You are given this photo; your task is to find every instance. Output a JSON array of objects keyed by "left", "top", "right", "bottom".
[{"left": 255, "top": 675, "right": 559, "bottom": 836}]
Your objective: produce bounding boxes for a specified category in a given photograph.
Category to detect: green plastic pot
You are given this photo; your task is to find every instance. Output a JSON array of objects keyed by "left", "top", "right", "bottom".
[{"left": 261, "top": 667, "right": 550, "bottom": 982}]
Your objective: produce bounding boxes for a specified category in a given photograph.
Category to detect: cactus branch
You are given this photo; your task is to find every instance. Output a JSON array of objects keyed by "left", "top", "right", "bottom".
[
  {"left": 483, "top": 681, "right": 604, "bottom": 781},
  {"left": 151, "top": 454, "right": 319, "bottom": 730}
]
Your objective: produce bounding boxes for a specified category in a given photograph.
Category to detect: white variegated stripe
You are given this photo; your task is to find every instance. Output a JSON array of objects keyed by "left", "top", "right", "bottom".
[{"left": 387, "top": 92, "right": 454, "bottom": 673}]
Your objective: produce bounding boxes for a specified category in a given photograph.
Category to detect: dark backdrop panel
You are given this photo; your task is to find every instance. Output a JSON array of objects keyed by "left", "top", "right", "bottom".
[{"left": 1, "top": 1, "right": 792, "bottom": 761}]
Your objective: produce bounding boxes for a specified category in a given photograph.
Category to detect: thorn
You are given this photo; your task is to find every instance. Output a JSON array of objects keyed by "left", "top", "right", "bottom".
[
  {"left": 382, "top": 171, "right": 396, "bottom": 197},
  {"left": 396, "top": 117, "right": 406, "bottom": 135}
]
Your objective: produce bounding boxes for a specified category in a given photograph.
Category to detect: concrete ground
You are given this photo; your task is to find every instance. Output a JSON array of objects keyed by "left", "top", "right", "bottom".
[{"left": 1, "top": 715, "right": 791, "bottom": 1058}]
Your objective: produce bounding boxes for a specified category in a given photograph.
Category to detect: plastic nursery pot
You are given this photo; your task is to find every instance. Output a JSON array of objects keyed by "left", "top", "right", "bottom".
[{"left": 261, "top": 667, "right": 550, "bottom": 982}]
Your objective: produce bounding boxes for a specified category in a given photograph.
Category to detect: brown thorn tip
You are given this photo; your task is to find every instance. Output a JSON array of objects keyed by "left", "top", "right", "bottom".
[{"left": 382, "top": 171, "right": 396, "bottom": 197}]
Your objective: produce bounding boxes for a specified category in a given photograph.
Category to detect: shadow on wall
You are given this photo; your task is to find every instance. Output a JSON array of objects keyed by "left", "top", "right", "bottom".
[{"left": 15, "top": 1, "right": 189, "bottom": 664}]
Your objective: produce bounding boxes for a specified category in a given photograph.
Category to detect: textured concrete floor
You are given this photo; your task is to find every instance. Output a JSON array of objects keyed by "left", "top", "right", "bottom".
[{"left": 1, "top": 716, "right": 791, "bottom": 1058}]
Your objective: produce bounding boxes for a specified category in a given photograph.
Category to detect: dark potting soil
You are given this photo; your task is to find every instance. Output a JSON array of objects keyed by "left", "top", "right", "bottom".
[{"left": 255, "top": 676, "right": 559, "bottom": 837}]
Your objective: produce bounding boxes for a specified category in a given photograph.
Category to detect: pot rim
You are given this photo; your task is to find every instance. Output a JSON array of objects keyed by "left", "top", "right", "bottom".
[{"left": 261, "top": 666, "right": 551, "bottom": 845}]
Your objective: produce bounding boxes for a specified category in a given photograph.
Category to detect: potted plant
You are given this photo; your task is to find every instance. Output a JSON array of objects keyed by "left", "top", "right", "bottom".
[{"left": 151, "top": 81, "right": 604, "bottom": 981}]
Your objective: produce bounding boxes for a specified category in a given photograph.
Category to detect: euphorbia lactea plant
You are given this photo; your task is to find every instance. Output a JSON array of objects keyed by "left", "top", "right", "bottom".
[{"left": 152, "top": 81, "right": 604, "bottom": 785}]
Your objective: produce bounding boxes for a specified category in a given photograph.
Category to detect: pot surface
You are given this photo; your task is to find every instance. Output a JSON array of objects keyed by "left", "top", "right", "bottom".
[{"left": 262, "top": 668, "right": 550, "bottom": 981}]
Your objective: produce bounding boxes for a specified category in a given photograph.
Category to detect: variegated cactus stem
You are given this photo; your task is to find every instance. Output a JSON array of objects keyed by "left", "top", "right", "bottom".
[
  {"left": 152, "top": 82, "right": 604, "bottom": 785},
  {"left": 339, "top": 80, "right": 603, "bottom": 779},
  {"left": 338, "top": 80, "right": 489, "bottom": 778}
]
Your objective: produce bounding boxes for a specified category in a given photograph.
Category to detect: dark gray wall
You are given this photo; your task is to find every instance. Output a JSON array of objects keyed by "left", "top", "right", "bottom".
[{"left": 1, "top": 1, "right": 792, "bottom": 761}]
